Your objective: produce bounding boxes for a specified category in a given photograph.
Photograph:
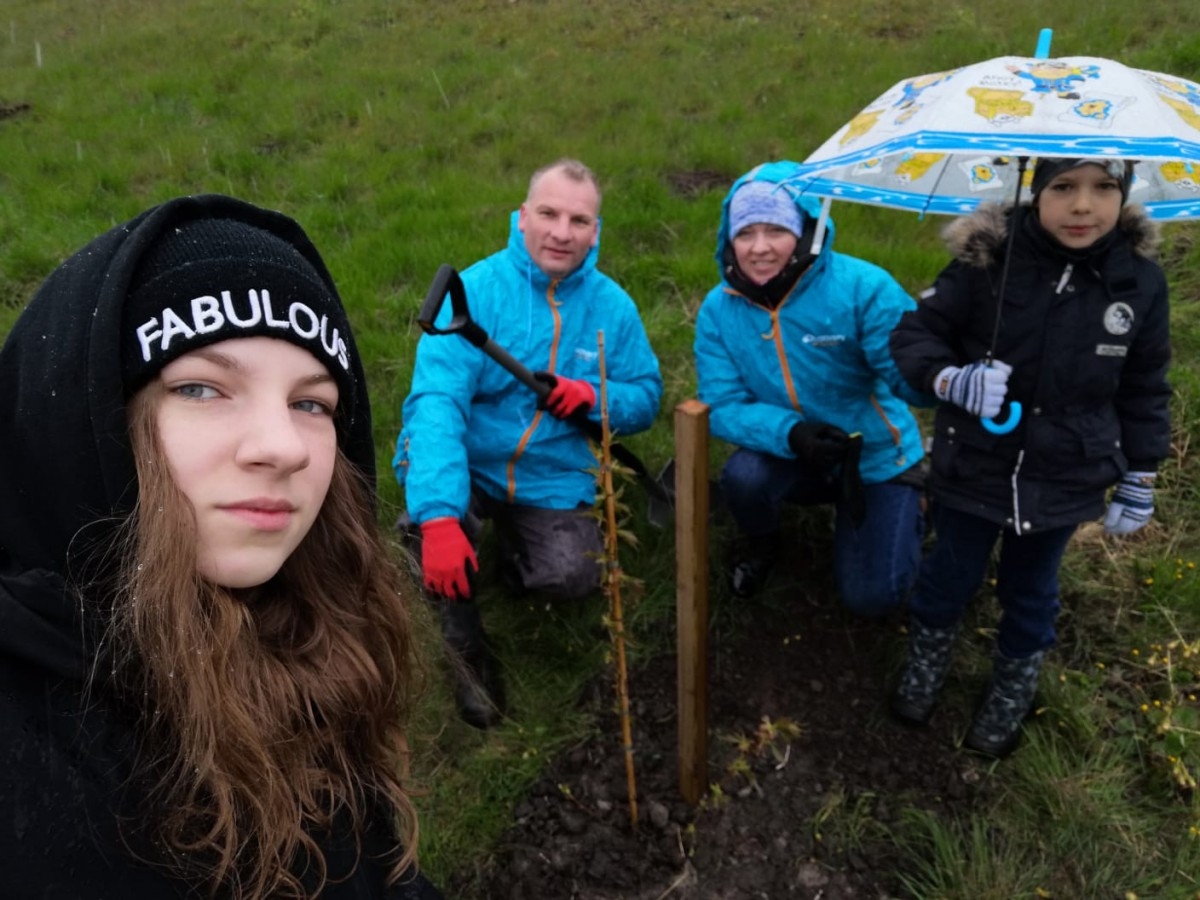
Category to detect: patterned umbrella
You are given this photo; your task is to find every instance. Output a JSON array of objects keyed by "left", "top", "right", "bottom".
[{"left": 787, "top": 33, "right": 1200, "bottom": 221}]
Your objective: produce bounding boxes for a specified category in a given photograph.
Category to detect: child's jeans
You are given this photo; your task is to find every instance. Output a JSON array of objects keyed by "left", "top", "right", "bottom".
[
  {"left": 911, "top": 503, "right": 1076, "bottom": 657},
  {"left": 720, "top": 447, "right": 925, "bottom": 617}
]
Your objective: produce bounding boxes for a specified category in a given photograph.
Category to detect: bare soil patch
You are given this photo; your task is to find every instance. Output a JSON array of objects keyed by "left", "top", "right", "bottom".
[{"left": 450, "top": 526, "right": 1001, "bottom": 899}]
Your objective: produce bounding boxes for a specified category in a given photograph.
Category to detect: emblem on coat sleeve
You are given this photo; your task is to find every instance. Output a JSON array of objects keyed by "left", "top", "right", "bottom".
[{"left": 1103, "top": 302, "right": 1134, "bottom": 335}]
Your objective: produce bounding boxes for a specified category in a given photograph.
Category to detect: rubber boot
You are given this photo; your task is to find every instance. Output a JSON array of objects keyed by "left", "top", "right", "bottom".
[
  {"left": 964, "top": 649, "right": 1046, "bottom": 758},
  {"left": 440, "top": 600, "right": 505, "bottom": 730},
  {"left": 889, "top": 619, "right": 960, "bottom": 725}
]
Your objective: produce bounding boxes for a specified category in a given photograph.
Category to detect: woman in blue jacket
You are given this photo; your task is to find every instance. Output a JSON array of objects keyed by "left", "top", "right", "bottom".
[{"left": 694, "top": 161, "right": 930, "bottom": 613}]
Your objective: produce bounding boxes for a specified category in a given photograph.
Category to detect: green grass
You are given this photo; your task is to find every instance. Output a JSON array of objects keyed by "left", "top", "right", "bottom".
[{"left": 6, "top": 1, "right": 1200, "bottom": 896}]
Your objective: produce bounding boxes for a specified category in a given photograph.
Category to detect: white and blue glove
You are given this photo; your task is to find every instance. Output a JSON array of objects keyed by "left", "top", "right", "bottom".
[
  {"left": 1104, "top": 471, "right": 1157, "bottom": 536},
  {"left": 933, "top": 360, "right": 1012, "bottom": 419}
]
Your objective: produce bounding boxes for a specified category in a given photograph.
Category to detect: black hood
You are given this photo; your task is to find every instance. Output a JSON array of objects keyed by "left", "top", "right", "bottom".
[{"left": 0, "top": 194, "right": 376, "bottom": 674}]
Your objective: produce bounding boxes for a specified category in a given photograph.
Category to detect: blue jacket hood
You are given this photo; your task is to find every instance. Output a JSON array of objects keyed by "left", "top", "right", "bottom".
[{"left": 715, "top": 160, "right": 835, "bottom": 274}]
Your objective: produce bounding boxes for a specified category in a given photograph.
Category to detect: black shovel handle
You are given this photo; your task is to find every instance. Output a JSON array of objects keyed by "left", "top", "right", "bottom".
[{"left": 418, "top": 264, "right": 549, "bottom": 400}]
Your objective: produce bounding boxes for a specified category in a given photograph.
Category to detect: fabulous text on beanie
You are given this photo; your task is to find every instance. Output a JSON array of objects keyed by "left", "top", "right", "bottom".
[
  {"left": 122, "top": 216, "right": 357, "bottom": 404},
  {"left": 1031, "top": 157, "right": 1135, "bottom": 204},
  {"left": 727, "top": 180, "right": 804, "bottom": 240}
]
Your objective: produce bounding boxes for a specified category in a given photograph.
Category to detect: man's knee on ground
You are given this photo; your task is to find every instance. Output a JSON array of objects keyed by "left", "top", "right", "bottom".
[
  {"left": 522, "top": 553, "right": 601, "bottom": 600},
  {"left": 513, "top": 513, "right": 604, "bottom": 600}
]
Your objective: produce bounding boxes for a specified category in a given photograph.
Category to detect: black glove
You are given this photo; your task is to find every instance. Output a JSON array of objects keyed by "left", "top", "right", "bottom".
[{"left": 788, "top": 422, "right": 853, "bottom": 470}]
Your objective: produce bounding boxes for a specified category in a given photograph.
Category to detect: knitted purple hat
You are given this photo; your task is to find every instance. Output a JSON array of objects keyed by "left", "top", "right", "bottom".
[{"left": 727, "top": 181, "right": 803, "bottom": 238}]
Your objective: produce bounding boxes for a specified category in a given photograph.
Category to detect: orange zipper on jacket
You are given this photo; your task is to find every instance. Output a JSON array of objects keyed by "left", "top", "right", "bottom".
[
  {"left": 506, "top": 281, "right": 561, "bottom": 502},
  {"left": 726, "top": 287, "right": 806, "bottom": 416},
  {"left": 767, "top": 306, "right": 804, "bottom": 414},
  {"left": 869, "top": 394, "right": 903, "bottom": 447}
]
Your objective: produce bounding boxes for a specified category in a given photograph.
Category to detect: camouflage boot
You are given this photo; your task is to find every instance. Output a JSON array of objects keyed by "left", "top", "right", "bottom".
[
  {"left": 890, "top": 618, "right": 960, "bottom": 725},
  {"left": 964, "top": 650, "right": 1046, "bottom": 758}
]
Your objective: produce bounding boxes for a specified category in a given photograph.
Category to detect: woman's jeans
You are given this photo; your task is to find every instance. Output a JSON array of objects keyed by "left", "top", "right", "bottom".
[
  {"left": 911, "top": 503, "right": 1076, "bottom": 658},
  {"left": 720, "top": 448, "right": 925, "bottom": 617}
]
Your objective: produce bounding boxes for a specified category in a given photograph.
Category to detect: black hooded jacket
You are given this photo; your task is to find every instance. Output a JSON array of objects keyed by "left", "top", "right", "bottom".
[
  {"left": 890, "top": 203, "right": 1172, "bottom": 533},
  {"left": 0, "top": 195, "right": 440, "bottom": 898}
]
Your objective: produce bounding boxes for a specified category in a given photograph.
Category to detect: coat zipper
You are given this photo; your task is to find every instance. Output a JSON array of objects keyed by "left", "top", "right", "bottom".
[
  {"left": 1010, "top": 449, "right": 1026, "bottom": 535},
  {"left": 1055, "top": 263, "right": 1074, "bottom": 295},
  {"left": 507, "top": 281, "right": 562, "bottom": 501},
  {"left": 1008, "top": 263, "right": 1071, "bottom": 533},
  {"left": 768, "top": 307, "right": 804, "bottom": 414}
]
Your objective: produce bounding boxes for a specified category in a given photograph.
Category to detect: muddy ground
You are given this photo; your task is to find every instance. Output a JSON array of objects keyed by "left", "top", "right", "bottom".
[{"left": 448, "top": 521, "right": 1004, "bottom": 900}]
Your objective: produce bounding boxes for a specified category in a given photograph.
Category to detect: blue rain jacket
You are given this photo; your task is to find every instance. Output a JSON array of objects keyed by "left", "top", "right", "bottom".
[
  {"left": 694, "top": 161, "right": 929, "bottom": 485},
  {"left": 395, "top": 212, "right": 663, "bottom": 523}
]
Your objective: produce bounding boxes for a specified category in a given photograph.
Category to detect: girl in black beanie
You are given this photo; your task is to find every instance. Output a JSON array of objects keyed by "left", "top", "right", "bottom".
[{"left": 0, "top": 195, "right": 441, "bottom": 899}]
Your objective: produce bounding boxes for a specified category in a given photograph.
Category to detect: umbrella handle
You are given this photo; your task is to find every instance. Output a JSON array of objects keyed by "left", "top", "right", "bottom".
[{"left": 982, "top": 401, "right": 1023, "bottom": 435}]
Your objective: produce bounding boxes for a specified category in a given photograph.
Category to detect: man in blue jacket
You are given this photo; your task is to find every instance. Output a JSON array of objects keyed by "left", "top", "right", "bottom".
[
  {"left": 695, "top": 161, "right": 932, "bottom": 614},
  {"left": 395, "top": 159, "right": 663, "bottom": 728}
]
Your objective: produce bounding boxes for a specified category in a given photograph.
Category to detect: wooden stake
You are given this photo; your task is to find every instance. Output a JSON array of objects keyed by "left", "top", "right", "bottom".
[
  {"left": 674, "top": 399, "right": 710, "bottom": 805},
  {"left": 596, "top": 331, "right": 639, "bottom": 829}
]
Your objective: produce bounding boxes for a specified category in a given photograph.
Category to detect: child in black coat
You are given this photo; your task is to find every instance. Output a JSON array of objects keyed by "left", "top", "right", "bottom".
[{"left": 888, "top": 158, "right": 1172, "bottom": 756}]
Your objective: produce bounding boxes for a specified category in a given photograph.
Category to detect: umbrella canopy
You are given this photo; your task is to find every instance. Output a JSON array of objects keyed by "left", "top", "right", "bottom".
[{"left": 788, "top": 52, "right": 1200, "bottom": 220}]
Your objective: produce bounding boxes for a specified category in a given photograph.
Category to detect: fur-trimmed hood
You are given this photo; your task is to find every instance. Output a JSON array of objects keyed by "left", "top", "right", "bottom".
[{"left": 942, "top": 202, "right": 1161, "bottom": 268}]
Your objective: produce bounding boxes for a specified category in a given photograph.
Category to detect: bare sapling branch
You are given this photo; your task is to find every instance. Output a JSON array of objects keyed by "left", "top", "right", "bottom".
[{"left": 595, "top": 329, "right": 639, "bottom": 830}]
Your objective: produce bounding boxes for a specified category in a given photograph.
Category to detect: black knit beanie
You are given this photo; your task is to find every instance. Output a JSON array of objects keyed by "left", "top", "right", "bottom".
[
  {"left": 1031, "top": 157, "right": 1135, "bottom": 204},
  {"left": 122, "top": 217, "right": 356, "bottom": 404}
]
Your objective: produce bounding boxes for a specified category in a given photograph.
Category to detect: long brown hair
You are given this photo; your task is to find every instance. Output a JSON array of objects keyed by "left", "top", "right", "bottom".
[{"left": 107, "top": 384, "right": 422, "bottom": 898}]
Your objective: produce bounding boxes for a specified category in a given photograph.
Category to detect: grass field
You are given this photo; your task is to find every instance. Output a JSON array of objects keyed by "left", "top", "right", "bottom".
[{"left": 5, "top": 1, "right": 1200, "bottom": 896}]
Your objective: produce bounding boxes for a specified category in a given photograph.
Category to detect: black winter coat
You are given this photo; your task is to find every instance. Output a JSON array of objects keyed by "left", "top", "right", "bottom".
[
  {"left": 0, "top": 568, "right": 441, "bottom": 900},
  {"left": 890, "top": 204, "right": 1171, "bottom": 534}
]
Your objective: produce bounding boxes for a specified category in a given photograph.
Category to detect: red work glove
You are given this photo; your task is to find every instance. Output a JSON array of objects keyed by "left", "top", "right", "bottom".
[
  {"left": 420, "top": 517, "right": 477, "bottom": 600},
  {"left": 534, "top": 372, "right": 596, "bottom": 420}
]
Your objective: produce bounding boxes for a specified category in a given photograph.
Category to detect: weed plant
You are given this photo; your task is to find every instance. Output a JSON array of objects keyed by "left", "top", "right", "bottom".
[{"left": 5, "top": 0, "right": 1200, "bottom": 895}]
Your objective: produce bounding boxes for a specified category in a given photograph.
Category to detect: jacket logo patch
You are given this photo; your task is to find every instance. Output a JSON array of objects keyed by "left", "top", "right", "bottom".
[
  {"left": 573, "top": 348, "right": 598, "bottom": 362},
  {"left": 802, "top": 333, "right": 846, "bottom": 347},
  {"left": 1103, "top": 302, "right": 1134, "bottom": 336},
  {"left": 1096, "top": 344, "right": 1128, "bottom": 357}
]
